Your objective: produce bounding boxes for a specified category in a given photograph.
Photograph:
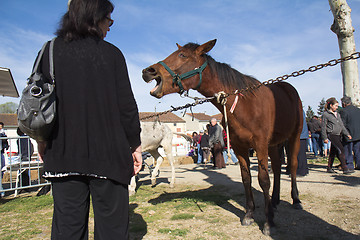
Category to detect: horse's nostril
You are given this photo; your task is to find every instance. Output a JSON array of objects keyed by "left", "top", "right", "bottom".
[{"left": 144, "top": 67, "right": 156, "bottom": 74}]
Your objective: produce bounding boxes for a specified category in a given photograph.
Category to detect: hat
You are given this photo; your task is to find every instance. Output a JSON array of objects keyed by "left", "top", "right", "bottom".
[{"left": 200, "top": 130, "right": 204, "bottom": 133}]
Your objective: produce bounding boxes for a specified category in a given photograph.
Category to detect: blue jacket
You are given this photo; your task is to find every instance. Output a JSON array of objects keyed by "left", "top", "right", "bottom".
[{"left": 300, "top": 111, "right": 308, "bottom": 140}]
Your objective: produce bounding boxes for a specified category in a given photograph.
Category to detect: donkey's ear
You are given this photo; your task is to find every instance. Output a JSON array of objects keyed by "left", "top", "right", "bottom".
[
  {"left": 195, "top": 39, "right": 217, "bottom": 55},
  {"left": 176, "top": 43, "right": 182, "bottom": 49}
]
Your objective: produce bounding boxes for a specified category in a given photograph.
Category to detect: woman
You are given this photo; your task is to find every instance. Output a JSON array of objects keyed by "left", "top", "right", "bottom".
[
  {"left": 37, "top": 0, "right": 142, "bottom": 239},
  {"left": 321, "top": 97, "right": 353, "bottom": 174}
]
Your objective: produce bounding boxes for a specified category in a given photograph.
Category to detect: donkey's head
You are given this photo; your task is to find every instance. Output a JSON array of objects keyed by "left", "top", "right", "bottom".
[{"left": 142, "top": 39, "right": 216, "bottom": 98}]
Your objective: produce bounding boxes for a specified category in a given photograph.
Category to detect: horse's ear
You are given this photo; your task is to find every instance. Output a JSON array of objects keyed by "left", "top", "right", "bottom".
[
  {"left": 195, "top": 39, "right": 217, "bottom": 55},
  {"left": 176, "top": 43, "right": 182, "bottom": 49}
]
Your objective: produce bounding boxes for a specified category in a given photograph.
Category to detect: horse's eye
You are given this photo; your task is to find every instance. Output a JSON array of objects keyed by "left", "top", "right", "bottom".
[{"left": 178, "top": 53, "right": 187, "bottom": 58}]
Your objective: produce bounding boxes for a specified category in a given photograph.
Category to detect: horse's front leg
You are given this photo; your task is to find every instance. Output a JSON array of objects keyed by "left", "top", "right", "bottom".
[
  {"left": 128, "top": 175, "right": 137, "bottom": 196},
  {"left": 257, "top": 146, "right": 275, "bottom": 235},
  {"left": 149, "top": 149, "right": 163, "bottom": 186},
  {"left": 236, "top": 149, "right": 255, "bottom": 226}
]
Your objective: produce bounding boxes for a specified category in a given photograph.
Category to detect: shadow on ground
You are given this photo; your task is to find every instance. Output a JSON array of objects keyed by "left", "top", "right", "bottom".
[{"left": 142, "top": 163, "right": 358, "bottom": 239}]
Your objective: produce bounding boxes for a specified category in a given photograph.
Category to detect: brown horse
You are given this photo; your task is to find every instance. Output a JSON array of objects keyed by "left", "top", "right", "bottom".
[{"left": 142, "top": 39, "right": 303, "bottom": 235}]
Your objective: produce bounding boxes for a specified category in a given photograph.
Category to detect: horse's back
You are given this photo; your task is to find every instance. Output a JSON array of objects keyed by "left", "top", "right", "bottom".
[{"left": 267, "top": 82, "right": 302, "bottom": 145}]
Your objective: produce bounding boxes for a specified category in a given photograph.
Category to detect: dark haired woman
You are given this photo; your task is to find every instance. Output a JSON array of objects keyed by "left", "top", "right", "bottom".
[
  {"left": 321, "top": 97, "right": 353, "bottom": 174},
  {"left": 36, "top": 0, "right": 142, "bottom": 238}
]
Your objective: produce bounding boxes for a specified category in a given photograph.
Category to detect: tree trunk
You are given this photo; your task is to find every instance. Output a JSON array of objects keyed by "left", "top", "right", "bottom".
[{"left": 328, "top": 0, "right": 360, "bottom": 106}]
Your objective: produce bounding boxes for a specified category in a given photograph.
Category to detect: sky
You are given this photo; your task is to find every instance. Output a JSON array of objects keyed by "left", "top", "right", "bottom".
[{"left": 1, "top": 0, "right": 360, "bottom": 116}]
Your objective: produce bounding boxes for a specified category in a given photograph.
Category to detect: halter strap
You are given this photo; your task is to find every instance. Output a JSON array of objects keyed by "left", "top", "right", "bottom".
[{"left": 158, "top": 61, "right": 208, "bottom": 94}]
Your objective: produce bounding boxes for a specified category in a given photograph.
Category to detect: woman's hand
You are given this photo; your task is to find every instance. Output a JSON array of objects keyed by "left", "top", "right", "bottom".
[
  {"left": 347, "top": 135, "right": 352, "bottom": 140},
  {"left": 132, "top": 145, "right": 142, "bottom": 175}
]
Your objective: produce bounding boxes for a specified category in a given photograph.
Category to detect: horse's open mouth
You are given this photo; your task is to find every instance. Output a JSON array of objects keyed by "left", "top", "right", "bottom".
[{"left": 149, "top": 76, "right": 163, "bottom": 97}]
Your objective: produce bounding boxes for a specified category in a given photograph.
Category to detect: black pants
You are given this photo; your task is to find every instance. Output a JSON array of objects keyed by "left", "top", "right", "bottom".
[
  {"left": 51, "top": 176, "right": 129, "bottom": 240},
  {"left": 327, "top": 134, "right": 347, "bottom": 170}
]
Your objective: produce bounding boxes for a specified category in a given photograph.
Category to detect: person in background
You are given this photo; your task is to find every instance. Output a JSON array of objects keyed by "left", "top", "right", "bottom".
[
  {"left": 297, "top": 111, "right": 309, "bottom": 176},
  {"left": 307, "top": 130, "right": 313, "bottom": 152},
  {"left": 323, "top": 140, "right": 331, "bottom": 158},
  {"left": 0, "top": 122, "right": 9, "bottom": 176},
  {"left": 209, "top": 118, "right": 226, "bottom": 169},
  {"left": 200, "top": 129, "right": 210, "bottom": 164},
  {"left": 321, "top": 97, "right": 353, "bottom": 174},
  {"left": 36, "top": 0, "right": 142, "bottom": 239},
  {"left": 17, "top": 128, "right": 34, "bottom": 189},
  {"left": 307, "top": 116, "right": 323, "bottom": 157},
  {"left": 340, "top": 96, "right": 360, "bottom": 170},
  {"left": 222, "top": 129, "right": 239, "bottom": 165},
  {"left": 191, "top": 132, "right": 200, "bottom": 161},
  {"left": 196, "top": 130, "right": 204, "bottom": 164},
  {"left": 0, "top": 122, "right": 8, "bottom": 198}
]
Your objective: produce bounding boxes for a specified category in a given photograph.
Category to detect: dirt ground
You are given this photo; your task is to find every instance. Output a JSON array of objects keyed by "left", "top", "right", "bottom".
[{"left": 134, "top": 156, "right": 360, "bottom": 239}]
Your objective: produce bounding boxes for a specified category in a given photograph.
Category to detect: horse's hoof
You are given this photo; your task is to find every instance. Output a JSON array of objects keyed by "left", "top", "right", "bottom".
[
  {"left": 293, "top": 202, "right": 303, "bottom": 210},
  {"left": 262, "top": 222, "right": 276, "bottom": 236},
  {"left": 241, "top": 217, "right": 254, "bottom": 226}
]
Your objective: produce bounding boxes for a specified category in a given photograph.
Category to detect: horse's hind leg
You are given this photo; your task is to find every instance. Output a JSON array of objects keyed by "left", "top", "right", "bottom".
[
  {"left": 149, "top": 149, "right": 163, "bottom": 187},
  {"left": 162, "top": 143, "right": 175, "bottom": 188},
  {"left": 287, "top": 135, "right": 302, "bottom": 209},
  {"left": 269, "top": 145, "right": 281, "bottom": 209}
]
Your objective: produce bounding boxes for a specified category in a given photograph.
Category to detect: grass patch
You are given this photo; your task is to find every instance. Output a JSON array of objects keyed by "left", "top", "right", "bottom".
[
  {"left": 171, "top": 213, "right": 195, "bottom": 220},
  {"left": 158, "top": 228, "right": 190, "bottom": 237}
]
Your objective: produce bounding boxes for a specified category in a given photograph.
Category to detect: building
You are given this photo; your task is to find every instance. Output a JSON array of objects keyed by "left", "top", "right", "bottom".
[{"left": 181, "top": 112, "right": 213, "bottom": 133}]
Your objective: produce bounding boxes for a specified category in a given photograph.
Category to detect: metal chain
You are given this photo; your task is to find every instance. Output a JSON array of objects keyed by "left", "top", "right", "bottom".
[
  {"left": 226, "top": 51, "right": 360, "bottom": 97},
  {"left": 140, "top": 98, "right": 214, "bottom": 120},
  {"left": 140, "top": 52, "right": 360, "bottom": 120}
]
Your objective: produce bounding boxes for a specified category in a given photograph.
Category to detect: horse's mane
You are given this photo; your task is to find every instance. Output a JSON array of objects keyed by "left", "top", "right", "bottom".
[{"left": 183, "top": 43, "right": 260, "bottom": 91}]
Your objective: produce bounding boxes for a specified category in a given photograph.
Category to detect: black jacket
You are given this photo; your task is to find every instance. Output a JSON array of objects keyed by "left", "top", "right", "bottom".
[
  {"left": 39, "top": 37, "right": 141, "bottom": 185},
  {"left": 340, "top": 105, "right": 360, "bottom": 142},
  {"left": 307, "top": 118, "right": 321, "bottom": 134}
]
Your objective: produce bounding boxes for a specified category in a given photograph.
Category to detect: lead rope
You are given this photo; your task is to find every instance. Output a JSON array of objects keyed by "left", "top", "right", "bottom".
[{"left": 215, "top": 91, "right": 231, "bottom": 158}]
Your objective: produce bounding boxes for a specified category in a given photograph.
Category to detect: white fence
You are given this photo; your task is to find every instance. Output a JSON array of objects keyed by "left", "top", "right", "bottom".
[{"left": 1, "top": 136, "right": 50, "bottom": 197}]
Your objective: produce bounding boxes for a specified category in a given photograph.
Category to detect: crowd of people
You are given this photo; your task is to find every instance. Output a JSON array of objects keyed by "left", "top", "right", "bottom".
[
  {"left": 190, "top": 118, "right": 239, "bottom": 170},
  {"left": 307, "top": 96, "right": 360, "bottom": 174},
  {"left": 189, "top": 96, "right": 360, "bottom": 177}
]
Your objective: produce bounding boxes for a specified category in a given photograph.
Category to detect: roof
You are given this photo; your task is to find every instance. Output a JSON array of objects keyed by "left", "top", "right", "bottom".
[
  {"left": 0, "top": 113, "right": 18, "bottom": 127},
  {"left": 212, "top": 113, "right": 223, "bottom": 121},
  {"left": 0, "top": 67, "right": 19, "bottom": 98},
  {"left": 185, "top": 113, "right": 212, "bottom": 121},
  {"left": 139, "top": 112, "right": 185, "bottom": 123}
]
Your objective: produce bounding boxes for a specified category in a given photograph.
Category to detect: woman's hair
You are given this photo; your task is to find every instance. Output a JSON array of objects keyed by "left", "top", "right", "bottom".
[
  {"left": 325, "top": 97, "right": 338, "bottom": 110},
  {"left": 56, "top": 0, "right": 114, "bottom": 41}
]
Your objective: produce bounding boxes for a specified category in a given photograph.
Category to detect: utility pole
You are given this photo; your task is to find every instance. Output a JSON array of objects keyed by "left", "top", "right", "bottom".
[{"left": 328, "top": 0, "right": 360, "bottom": 106}]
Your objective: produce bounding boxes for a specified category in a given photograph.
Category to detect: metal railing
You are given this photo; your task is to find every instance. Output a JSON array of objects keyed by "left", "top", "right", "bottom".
[{"left": 1, "top": 136, "right": 50, "bottom": 197}]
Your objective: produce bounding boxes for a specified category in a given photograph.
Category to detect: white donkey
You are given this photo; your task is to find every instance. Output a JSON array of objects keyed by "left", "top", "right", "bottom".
[{"left": 129, "top": 121, "right": 183, "bottom": 195}]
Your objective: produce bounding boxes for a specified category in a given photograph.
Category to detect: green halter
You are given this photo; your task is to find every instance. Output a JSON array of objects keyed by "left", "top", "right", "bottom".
[{"left": 158, "top": 61, "right": 208, "bottom": 94}]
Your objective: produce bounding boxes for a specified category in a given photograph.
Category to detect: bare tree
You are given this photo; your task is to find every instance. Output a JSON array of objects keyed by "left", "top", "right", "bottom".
[{"left": 328, "top": 0, "right": 360, "bottom": 106}]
